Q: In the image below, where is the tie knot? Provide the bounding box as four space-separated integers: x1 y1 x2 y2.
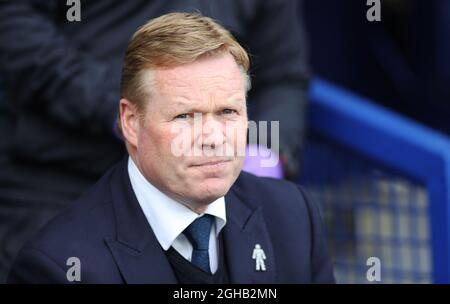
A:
183 214 214 250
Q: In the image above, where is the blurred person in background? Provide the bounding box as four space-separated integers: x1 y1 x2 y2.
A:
0 0 309 282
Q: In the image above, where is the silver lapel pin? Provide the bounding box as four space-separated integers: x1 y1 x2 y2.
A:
252 244 267 271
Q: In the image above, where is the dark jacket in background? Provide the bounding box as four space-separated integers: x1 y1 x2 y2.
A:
0 0 310 282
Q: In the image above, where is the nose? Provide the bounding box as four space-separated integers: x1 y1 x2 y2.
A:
199 114 225 152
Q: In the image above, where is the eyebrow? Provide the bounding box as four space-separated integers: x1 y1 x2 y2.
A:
171 94 245 108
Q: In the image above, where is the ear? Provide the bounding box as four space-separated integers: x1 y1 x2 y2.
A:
119 98 139 148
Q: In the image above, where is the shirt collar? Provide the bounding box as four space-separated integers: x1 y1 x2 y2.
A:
127 157 227 251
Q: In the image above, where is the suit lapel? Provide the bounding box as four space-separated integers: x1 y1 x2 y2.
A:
105 158 177 284
105 237 177 284
105 159 276 283
223 186 276 284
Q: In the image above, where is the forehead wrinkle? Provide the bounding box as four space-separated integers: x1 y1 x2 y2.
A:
159 75 244 105
153 60 245 111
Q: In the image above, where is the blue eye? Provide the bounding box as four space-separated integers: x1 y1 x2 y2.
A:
175 113 190 119
222 109 237 115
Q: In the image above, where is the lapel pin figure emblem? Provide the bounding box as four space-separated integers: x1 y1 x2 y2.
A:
252 244 267 271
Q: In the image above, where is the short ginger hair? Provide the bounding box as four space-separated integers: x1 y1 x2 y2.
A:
119 12 251 117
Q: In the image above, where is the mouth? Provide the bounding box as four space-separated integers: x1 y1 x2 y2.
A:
190 159 232 167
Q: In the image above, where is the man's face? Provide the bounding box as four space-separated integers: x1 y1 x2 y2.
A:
125 53 248 212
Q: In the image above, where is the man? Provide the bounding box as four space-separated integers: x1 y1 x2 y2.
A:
0 1 309 282
7 13 333 284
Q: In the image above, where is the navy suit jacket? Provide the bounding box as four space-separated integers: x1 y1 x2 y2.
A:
7 158 335 284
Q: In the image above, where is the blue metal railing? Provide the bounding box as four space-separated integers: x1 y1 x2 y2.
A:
301 78 450 283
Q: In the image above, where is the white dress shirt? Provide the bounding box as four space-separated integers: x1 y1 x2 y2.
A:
127 157 226 273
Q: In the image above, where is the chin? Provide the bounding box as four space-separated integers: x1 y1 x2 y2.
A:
195 179 231 200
